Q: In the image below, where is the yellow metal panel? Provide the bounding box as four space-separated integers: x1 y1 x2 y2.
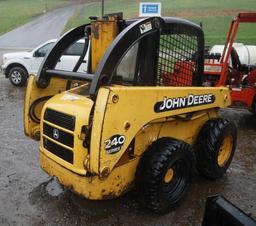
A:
91 20 118 72
133 109 218 157
24 75 68 140
133 123 162 157
40 90 93 175
89 88 110 174
40 150 139 199
98 86 230 173
158 110 217 144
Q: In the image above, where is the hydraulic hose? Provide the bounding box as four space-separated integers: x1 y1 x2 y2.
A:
28 95 53 123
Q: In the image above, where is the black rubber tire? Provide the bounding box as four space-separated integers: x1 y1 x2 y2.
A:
136 137 195 214
195 118 237 179
8 67 28 87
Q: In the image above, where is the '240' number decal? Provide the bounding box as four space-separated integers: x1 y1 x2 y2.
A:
105 135 126 154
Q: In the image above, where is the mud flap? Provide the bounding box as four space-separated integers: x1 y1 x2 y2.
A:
24 75 67 140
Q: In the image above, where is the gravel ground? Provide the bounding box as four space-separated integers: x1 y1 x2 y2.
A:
0 74 255 226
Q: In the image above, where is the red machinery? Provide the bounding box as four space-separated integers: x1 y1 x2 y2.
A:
204 13 256 113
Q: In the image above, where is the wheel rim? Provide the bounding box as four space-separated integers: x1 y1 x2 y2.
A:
164 168 174 183
217 134 233 167
162 159 189 202
10 70 22 84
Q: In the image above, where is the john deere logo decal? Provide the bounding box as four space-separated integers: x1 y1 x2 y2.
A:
53 128 59 140
105 135 126 154
154 94 215 113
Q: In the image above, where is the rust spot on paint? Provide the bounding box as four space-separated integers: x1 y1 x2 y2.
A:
91 24 99 39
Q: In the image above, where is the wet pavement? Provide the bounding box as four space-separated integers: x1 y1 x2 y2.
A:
0 74 255 226
0 5 77 49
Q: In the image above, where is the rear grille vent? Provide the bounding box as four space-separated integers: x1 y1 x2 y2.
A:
44 108 75 131
43 123 74 148
157 28 199 87
43 138 73 164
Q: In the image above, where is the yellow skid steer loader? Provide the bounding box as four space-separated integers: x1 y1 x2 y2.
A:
24 14 237 213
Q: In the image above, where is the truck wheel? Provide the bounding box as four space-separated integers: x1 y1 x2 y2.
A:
195 118 237 179
8 67 28 87
136 137 195 214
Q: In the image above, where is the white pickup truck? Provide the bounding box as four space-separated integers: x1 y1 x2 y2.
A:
0 39 88 86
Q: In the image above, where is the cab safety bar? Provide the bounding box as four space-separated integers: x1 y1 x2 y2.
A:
45 69 94 82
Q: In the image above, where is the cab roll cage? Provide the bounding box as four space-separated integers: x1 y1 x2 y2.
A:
36 16 204 96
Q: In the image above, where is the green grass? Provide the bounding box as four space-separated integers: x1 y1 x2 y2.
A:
64 0 256 46
0 0 72 35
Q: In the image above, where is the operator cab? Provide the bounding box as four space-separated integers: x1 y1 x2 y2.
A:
24 14 205 142
36 14 204 96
